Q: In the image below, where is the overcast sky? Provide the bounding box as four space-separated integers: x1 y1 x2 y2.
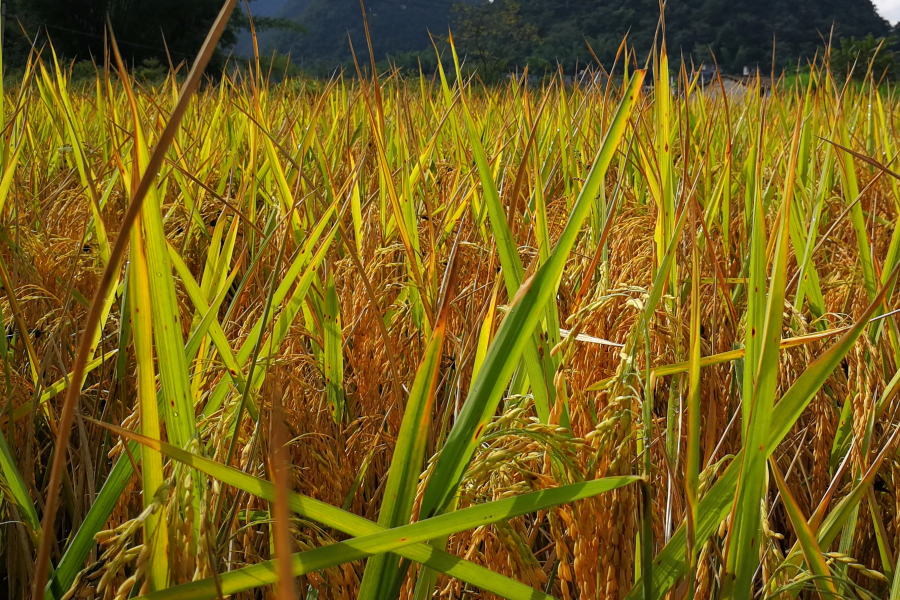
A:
875 0 900 23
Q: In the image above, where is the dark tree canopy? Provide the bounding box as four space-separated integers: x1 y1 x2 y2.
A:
265 0 460 75
4 0 892 76
254 0 890 75
7 0 236 67
3 0 300 72
513 0 891 73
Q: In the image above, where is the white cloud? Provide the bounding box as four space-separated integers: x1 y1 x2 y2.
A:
874 0 900 24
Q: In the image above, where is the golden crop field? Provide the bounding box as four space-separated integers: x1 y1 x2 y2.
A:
2 5 900 600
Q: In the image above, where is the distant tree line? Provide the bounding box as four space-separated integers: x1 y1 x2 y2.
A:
260 0 897 81
830 34 900 81
0 0 894 82
439 0 896 81
1 0 300 75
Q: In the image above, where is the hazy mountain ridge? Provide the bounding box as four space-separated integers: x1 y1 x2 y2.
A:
242 0 890 73
265 0 460 71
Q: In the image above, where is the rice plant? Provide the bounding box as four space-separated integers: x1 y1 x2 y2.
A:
1 4 900 600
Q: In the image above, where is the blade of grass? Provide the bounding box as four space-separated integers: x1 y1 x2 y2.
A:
721 113 802 600
128 218 168 591
358 229 462 600
32 2 238 594
96 420 601 600
684 193 701 599
323 267 344 423
115 33 195 452
0 427 40 544
770 457 839 599
624 259 900 600
418 70 645 522
131 471 641 600
200 197 341 419
444 35 555 422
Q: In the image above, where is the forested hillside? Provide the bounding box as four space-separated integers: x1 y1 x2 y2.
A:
260 0 890 74
6 0 892 75
264 0 460 73
515 0 890 72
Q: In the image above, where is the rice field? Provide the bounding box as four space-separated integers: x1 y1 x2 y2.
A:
2 5 900 600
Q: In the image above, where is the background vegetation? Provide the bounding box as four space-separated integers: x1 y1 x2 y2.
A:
4 0 897 80
257 0 894 77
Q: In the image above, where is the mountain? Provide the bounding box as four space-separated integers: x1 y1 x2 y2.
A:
257 0 462 72
242 0 891 74
235 0 302 56
515 0 891 73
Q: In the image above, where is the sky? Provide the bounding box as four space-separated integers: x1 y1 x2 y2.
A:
875 0 900 23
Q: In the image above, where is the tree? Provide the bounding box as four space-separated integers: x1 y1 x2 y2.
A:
451 0 538 81
225 0 892 77
269 0 460 78
3 0 300 72
511 0 890 74
830 35 897 81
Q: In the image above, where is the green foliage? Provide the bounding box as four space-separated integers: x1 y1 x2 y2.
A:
133 58 169 84
509 0 892 73
14 0 237 67
256 50 303 80
4 0 299 71
449 1 538 82
260 0 890 76
830 35 898 81
268 0 461 77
